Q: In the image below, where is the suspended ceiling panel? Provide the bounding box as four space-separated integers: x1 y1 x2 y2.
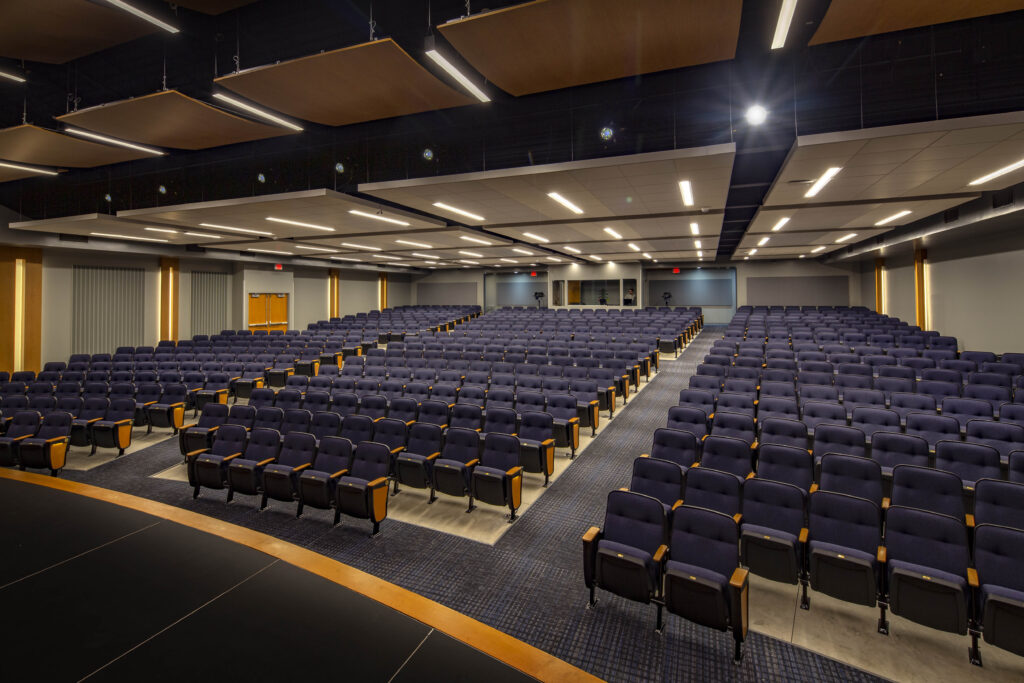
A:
746 197 979 235
437 0 742 96
57 90 296 150
0 0 158 64
764 112 1024 206
8 213 223 246
0 125 152 168
809 0 1024 45
0 166 45 184
214 38 477 126
171 0 258 14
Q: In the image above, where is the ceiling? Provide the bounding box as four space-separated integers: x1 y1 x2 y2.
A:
810 0 1024 45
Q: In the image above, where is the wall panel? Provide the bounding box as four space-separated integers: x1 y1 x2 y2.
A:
71 266 146 354
190 271 230 336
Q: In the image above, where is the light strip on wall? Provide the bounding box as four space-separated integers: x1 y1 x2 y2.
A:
804 167 842 197
689 222 700 236
547 192 583 214
295 244 338 253
771 0 799 49
874 210 912 226
340 242 381 251
679 180 695 206
395 239 432 248
460 235 491 245
13 258 24 372
424 49 491 102
0 70 26 83
432 202 484 221
104 0 179 32
603 227 622 239
90 232 168 242
65 127 164 155
199 222 273 236
266 217 335 232
969 158 1024 185
0 160 58 176
212 93 303 131
771 217 790 231
348 209 409 226
835 232 857 243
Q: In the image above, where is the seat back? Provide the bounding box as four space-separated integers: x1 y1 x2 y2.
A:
225 404 256 429
974 524 1024 595
743 478 805 536
629 457 684 507
314 436 353 473
211 424 248 456
700 435 753 478
870 431 930 471
890 465 965 520
683 467 741 517
885 505 968 579
309 411 342 441
602 489 667 556
480 432 520 469
482 407 517 435
818 453 883 507
441 427 482 464
253 406 284 431
933 440 1001 486
808 490 880 556
406 422 442 456
350 442 390 480
244 427 282 461
649 428 698 468
812 424 866 460
372 417 407 452
756 443 813 492
669 505 739 580
278 432 317 468
974 479 1024 530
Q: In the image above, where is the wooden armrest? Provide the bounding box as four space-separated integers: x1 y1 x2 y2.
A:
141 400 158 407
877 546 887 563
701 434 708 441
799 528 808 543
809 483 818 493
43 436 67 444
293 463 312 472
167 402 185 409
653 544 668 563
582 526 601 543
181 423 198 431
222 453 242 462
589 400 599 406
968 567 979 588
329 468 349 479
506 466 523 477
113 419 133 427
466 459 479 467
568 417 579 424
425 452 440 461
671 500 684 510
882 497 890 510
83 417 103 424
541 438 554 446
745 471 755 479
729 567 750 589
254 458 276 467
366 476 388 488
390 446 404 454
618 486 629 492
750 441 758 449
186 447 210 458
732 513 742 524
966 513 975 528
639 453 650 458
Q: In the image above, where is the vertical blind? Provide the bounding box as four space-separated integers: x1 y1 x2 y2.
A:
190 271 229 336
71 266 146 354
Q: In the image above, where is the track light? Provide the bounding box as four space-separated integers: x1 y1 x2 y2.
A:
212 93 303 131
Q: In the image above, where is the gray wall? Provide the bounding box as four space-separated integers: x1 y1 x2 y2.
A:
646 268 736 323
883 256 916 325
736 260 863 308
293 270 328 328
339 270 379 315
488 272 548 308
412 269 484 306
388 274 412 307
745 275 850 306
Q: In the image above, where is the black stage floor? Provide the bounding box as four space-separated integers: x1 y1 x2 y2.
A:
0 478 536 682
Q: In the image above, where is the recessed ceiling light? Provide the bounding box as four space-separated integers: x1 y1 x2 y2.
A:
745 105 768 125
500 258 517 263
90 232 167 243
412 252 439 260
512 248 533 255
758 236 770 246
266 217 335 232
811 246 826 253
65 127 164 155
424 49 491 102
330 256 362 262
395 239 432 248
199 222 273 236
563 246 581 253
804 167 842 197
771 0 798 49
874 210 912 226
341 242 382 251
628 243 640 252
295 244 339 253
145 227 178 234
545 257 561 262
212 93 302 131
460 235 491 245
347 210 409 226
372 254 401 260
835 233 857 243
0 160 58 176
607 261 615 265
458 250 483 257
771 217 790 232
458 259 479 264
603 227 622 239
799 254 806 259
969 158 1024 186
749 248 758 255
744 256 749 260
547 192 583 214
247 248 292 255
0 69 26 83
104 0 179 32
642 253 652 259
184 232 221 239
694 239 702 249
522 232 549 243
689 222 700 236
697 250 703 258
679 180 694 207
591 255 603 261
432 202 484 221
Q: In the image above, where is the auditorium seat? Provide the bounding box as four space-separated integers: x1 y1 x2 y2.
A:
91 398 136 456
740 478 806 585
393 422 444 499
906 413 960 451
225 427 282 504
818 454 884 508
334 441 391 535
933 440 1001 488
965 420 1024 464
756 443 813 492
973 523 1024 661
890 465 967 522
643 428 699 470
518 411 556 486
432 427 481 511
683 467 742 518
339 414 374 446
295 436 353 517
179 403 229 457
190 424 249 496
974 479 1024 530
16 411 72 475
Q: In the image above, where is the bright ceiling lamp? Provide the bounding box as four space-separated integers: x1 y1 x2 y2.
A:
875 210 912 226
411 252 439 260
642 252 652 259
689 222 700 235
591 255 603 261
522 232 549 243
0 69 26 83
460 235 491 245
749 248 758 255
628 243 640 251
757 236 770 246
512 248 533 255
184 232 221 239
103 0 179 32
547 192 583 214
248 248 292 255
330 256 361 262
603 227 622 239
395 239 432 248
432 202 484 221
266 217 335 232
145 227 178 234
458 259 479 264
799 254 806 259
804 167 842 197
340 242 381 251
199 222 272 236
0 160 58 176
545 256 561 262
91 232 167 243
771 0 799 49
347 209 409 226
372 254 401 260
458 250 483 257
811 245 826 253
771 217 790 232
424 46 491 102
212 93 302 131
679 180 694 206
969 158 1024 186
563 246 581 253
65 127 164 155
500 258 517 263
697 250 703 258
745 105 768 125
694 239 702 249
295 244 338 253
835 233 857 243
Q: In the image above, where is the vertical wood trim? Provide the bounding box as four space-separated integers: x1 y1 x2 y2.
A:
329 269 339 318
379 272 388 310
0 249 12 372
0 247 42 373
159 258 179 342
874 258 884 313
914 249 927 328
22 250 42 373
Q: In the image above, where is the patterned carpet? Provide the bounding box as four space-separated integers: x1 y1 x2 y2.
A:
58 327 885 682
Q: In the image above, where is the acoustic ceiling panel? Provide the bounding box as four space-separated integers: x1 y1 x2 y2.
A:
214 38 477 126
810 0 1024 45
438 0 742 96
0 165 45 184
57 90 296 150
0 125 152 168
0 0 157 64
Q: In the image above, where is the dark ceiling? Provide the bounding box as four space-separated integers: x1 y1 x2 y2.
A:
1 0 1023 260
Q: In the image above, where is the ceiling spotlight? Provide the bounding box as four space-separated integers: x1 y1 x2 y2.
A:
199 222 273 236
212 93 303 131
563 246 581 253
340 242 381 251
547 192 583 214
804 167 842 198
425 46 491 102
628 243 640 251
0 160 58 176
347 210 409 226
679 180 694 206
522 232 549 243
158 185 167 195
811 246 826 253
744 256 749 260
422 148 434 161
460 235 491 245
104 193 112 202
256 173 266 184
771 217 790 232
103 0 179 32
689 222 700 236
65 127 164 155
757 236 770 246
969 158 1024 186
603 227 622 239
874 210 912 226
599 126 614 141
749 248 758 255
799 254 806 259
265 217 335 232
432 202 484 221
835 233 857 243
458 250 483 257
745 105 768 125
335 162 345 173
395 239 432 248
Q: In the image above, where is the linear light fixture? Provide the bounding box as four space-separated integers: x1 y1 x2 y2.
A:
212 93 302 131
799 254 806 259
689 222 700 236
91 232 167 243
64 127 164 155
460 235 491 245
758 236 770 246
340 242 381 251
295 244 338 253
330 256 362 262
184 232 221 239
771 0 799 49
697 250 703 258
512 248 533 255
628 243 640 251
547 192 583 214
545 257 561 262
145 227 178 234
248 248 292 255
500 258 517 263
104 0 179 33
875 210 912 226
424 49 491 102
603 227 622 239
432 202 484 221
679 180 694 206
591 255 603 261
348 209 409 226
804 167 842 197
266 217 335 232
395 239 432 248
771 217 790 232
0 160 58 176
969 158 1024 186
749 248 758 255
563 246 581 253
458 259 479 265
835 233 857 243
199 222 273 236
694 239 702 249
372 254 401 260
0 69 26 83
811 246 826 253
458 250 483 257
642 253 652 259
522 232 549 243
411 252 439 260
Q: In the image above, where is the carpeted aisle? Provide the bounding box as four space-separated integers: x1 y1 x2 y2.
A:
58 327 883 682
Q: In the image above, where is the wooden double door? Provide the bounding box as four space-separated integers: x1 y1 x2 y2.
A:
248 293 289 332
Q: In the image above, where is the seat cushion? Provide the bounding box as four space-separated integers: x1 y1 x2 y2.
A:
743 523 797 546
982 583 1024 610
809 540 875 566
262 463 296 478
599 539 657 586
889 559 966 590
666 559 730 595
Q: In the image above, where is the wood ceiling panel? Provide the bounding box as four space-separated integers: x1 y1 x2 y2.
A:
0 166 43 184
438 0 742 96
57 90 295 150
0 125 151 168
810 0 1024 45
0 0 157 64
215 38 476 126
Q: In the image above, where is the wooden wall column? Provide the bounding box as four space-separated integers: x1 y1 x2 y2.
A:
378 272 388 310
0 247 42 373
914 248 927 329
159 258 179 342
874 258 884 313
329 269 339 318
